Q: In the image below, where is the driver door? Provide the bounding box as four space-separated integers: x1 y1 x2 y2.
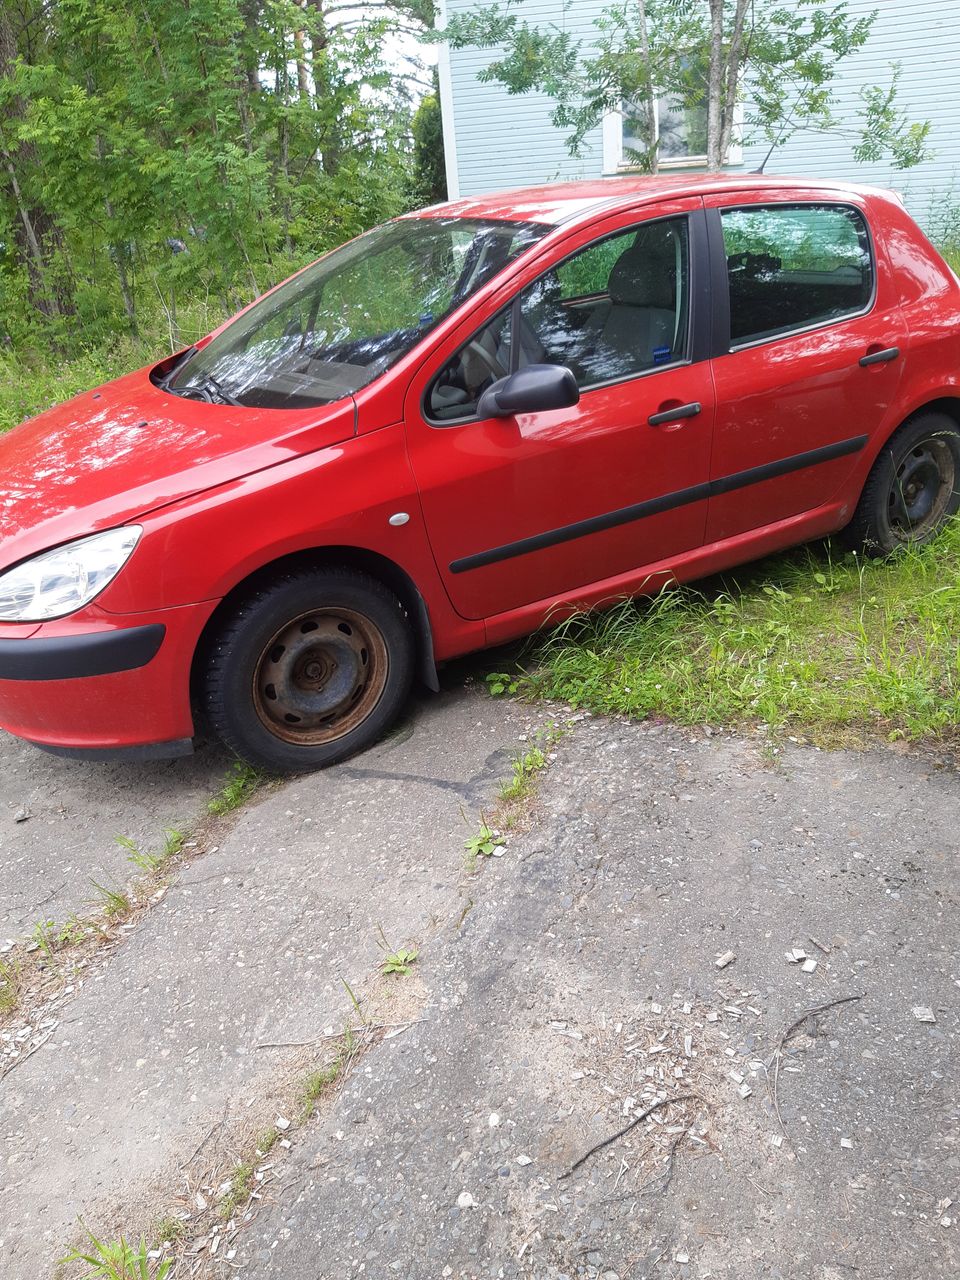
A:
404 201 716 621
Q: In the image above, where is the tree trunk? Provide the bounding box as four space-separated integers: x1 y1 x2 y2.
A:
0 8 67 319
706 0 725 171
239 0 262 94
719 0 751 165
305 1 341 174
634 0 658 174
295 29 311 100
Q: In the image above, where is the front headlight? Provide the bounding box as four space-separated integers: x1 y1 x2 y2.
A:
0 527 142 622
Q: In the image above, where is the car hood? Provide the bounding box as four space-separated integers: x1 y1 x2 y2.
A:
0 365 357 571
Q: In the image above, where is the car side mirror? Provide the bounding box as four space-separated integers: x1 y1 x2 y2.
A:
476 363 579 420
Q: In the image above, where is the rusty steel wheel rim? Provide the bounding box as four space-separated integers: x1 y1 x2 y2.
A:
888 437 956 542
252 608 389 746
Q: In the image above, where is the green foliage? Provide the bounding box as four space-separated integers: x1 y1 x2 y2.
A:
0 1 432 363
855 67 933 170
441 0 930 173
0 957 22 1014
464 821 505 866
520 523 960 747
411 76 447 205
208 761 263 816
375 923 419 975
486 672 521 697
499 745 547 804
381 947 419 975
60 1225 171 1280
89 881 131 918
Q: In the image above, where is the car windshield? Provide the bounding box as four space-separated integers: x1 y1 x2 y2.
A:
165 216 550 410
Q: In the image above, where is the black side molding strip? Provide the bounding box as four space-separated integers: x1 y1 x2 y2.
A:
450 434 868 575
0 624 165 681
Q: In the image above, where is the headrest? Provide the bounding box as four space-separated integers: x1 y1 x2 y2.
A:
608 225 678 310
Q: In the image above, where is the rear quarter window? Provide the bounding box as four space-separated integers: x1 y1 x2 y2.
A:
720 204 874 346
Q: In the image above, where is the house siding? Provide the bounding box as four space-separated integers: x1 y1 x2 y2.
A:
441 0 607 198
441 0 960 233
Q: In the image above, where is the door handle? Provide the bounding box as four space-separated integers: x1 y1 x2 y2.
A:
648 401 701 426
859 346 900 367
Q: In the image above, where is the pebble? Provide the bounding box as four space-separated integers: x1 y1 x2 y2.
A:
456 1192 476 1209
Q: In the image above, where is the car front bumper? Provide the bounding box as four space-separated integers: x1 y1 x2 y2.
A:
0 600 219 759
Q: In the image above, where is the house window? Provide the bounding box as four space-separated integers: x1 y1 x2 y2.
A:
603 94 741 171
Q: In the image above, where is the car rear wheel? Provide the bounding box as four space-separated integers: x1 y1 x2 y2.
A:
202 568 415 773
842 413 960 556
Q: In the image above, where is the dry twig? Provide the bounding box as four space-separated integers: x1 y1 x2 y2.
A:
769 992 865 1133
559 1093 693 1180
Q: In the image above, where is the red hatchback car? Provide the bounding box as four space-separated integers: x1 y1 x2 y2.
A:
1 175 959 771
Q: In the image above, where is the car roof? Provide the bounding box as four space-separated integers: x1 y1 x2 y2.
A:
410 173 891 227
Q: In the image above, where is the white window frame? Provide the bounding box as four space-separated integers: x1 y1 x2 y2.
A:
602 99 743 173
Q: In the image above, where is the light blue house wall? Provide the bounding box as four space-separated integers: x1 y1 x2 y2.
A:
438 0 960 233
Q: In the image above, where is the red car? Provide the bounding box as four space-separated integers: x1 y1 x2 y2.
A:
1 175 958 771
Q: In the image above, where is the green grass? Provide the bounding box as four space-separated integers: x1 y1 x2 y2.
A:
516 527 960 749
208 761 263 816
61 1225 171 1279
0 299 231 434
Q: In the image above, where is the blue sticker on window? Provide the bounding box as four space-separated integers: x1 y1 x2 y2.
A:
653 345 672 365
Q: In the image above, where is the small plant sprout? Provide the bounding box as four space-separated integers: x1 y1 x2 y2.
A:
58 915 87 947
381 947 419 976
89 881 130 919
341 977 366 1024
162 829 185 859
0 958 22 1015
464 819 506 868
117 834 161 875
498 745 547 805
218 1161 255 1219
31 917 57 961
151 1215 184 1249
485 671 520 697
375 923 419 976
209 761 263 816
61 1223 172 1279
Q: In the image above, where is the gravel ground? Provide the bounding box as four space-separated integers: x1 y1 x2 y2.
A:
0 696 957 1279
226 717 959 1280
0 732 227 941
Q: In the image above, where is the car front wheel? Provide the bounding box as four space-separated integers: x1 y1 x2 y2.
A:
843 412 960 555
202 567 415 773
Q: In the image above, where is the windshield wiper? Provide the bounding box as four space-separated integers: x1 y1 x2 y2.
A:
159 346 198 389
199 373 243 406
172 372 243 407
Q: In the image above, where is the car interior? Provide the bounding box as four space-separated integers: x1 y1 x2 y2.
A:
428 220 689 421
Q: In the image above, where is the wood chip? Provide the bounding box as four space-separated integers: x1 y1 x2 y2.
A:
715 950 736 969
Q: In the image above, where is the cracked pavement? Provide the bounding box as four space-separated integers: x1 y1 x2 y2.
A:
0 688 957 1279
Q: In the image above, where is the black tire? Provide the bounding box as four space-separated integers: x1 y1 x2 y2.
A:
202 567 415 773
841 412 960 556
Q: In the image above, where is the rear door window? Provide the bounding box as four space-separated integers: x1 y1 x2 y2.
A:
720 204 873 347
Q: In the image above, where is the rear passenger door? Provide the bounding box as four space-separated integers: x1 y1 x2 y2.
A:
703 194 908 544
